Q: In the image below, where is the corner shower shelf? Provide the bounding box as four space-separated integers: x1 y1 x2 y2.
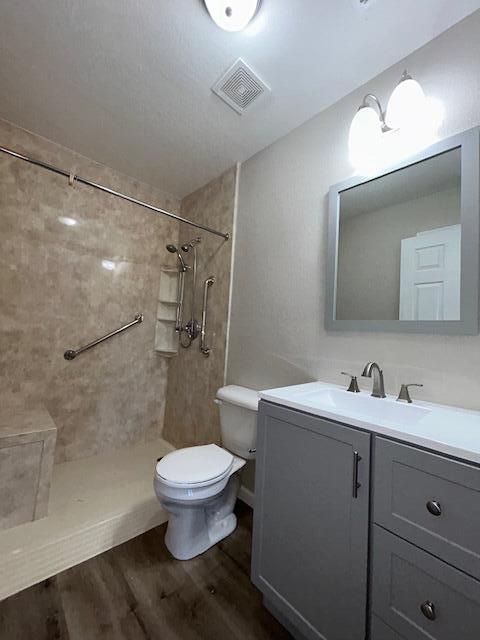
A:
157 301 177 323
158 269 179 303
155 268 180 356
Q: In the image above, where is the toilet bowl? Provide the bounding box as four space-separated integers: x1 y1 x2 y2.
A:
154 385 258 560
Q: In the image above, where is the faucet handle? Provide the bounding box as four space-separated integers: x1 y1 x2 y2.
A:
341 372 360 393
397 383 423 404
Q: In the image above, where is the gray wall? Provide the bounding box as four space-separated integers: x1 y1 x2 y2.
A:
336 188 460 320
227 12 480 413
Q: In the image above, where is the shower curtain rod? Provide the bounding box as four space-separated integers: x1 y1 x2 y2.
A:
0 145 230 240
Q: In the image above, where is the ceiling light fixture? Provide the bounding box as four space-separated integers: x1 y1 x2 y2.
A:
204 0 260 32
349 71 442 172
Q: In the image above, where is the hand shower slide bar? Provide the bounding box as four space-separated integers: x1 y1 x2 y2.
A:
64 314 144 360
0 145 230 240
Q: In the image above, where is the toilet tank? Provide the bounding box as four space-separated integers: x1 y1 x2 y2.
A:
216 385 259 460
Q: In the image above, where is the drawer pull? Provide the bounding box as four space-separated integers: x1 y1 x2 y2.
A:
420 600 436 621
426 500 442 517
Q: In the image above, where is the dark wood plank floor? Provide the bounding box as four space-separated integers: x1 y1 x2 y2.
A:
0 502 292 640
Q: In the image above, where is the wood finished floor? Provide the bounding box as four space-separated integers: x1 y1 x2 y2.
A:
0 502 292 640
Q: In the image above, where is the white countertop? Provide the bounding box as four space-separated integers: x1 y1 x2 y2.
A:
260 381 480 465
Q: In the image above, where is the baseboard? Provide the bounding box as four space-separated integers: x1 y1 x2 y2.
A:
238 485 255 508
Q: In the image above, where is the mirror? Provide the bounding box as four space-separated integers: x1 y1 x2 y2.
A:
337 148 461 321
326 128 479 334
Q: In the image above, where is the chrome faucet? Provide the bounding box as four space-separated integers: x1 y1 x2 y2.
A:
362 362 386 398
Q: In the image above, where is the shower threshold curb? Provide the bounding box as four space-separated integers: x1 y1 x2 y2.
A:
0 438 174 601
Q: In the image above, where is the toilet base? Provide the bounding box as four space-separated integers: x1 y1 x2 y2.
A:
163 473 241 560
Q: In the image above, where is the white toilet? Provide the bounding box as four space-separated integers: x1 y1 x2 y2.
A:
154 385 258 560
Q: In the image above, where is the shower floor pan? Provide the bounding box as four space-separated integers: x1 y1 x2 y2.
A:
0 438 174 601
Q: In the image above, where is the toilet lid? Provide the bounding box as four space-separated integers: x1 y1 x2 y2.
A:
156 444 234 486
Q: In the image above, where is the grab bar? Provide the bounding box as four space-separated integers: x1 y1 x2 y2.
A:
200 277 215 357
64 314 144 360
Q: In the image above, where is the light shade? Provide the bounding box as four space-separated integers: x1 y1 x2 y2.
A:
349 106 383 169
204 0 260 32
386 74 427 130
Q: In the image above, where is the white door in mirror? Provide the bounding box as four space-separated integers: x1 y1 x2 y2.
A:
399 224 461 320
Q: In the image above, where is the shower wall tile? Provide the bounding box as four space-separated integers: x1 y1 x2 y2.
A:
0 118 181 462
163 166 237 448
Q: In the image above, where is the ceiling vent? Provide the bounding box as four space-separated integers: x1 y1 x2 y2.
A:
212 59 270 115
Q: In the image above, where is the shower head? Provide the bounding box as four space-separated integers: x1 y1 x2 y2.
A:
165 243 187 272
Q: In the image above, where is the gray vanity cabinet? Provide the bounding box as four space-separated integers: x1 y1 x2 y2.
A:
252 401 371 640
252 400 480 639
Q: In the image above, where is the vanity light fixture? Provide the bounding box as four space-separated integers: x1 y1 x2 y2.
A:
204 0 260 32
385 71 427 130
348 94 391 168
349 71 435 171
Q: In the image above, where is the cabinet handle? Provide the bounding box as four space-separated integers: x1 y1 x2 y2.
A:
420 600 436 621
426 500 442 517
352 451 362 498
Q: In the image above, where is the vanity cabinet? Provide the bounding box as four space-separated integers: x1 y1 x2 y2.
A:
252 401 371 640
252 400 480 640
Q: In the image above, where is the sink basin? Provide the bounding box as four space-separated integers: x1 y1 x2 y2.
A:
259 381 480 466
297 388 430 426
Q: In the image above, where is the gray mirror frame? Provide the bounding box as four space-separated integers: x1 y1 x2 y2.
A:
326 127 480 335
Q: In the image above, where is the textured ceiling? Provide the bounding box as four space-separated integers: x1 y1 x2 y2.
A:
0 0 479 198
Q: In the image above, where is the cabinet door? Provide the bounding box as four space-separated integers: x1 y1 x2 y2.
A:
252 401 371 640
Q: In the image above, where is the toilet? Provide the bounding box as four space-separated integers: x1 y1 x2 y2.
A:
154 385 258 560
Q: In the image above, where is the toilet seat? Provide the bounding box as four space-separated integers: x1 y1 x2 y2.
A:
156 444 234 489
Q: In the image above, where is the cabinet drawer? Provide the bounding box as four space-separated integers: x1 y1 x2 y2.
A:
372 526 480 640
370 616 406 640
374 437 480 579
